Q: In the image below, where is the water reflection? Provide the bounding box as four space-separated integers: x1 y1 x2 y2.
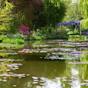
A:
71 67 81 88
0 59 24 83
1 59 88 88
31 77 63 88
43 78 63 88
0 40 88 88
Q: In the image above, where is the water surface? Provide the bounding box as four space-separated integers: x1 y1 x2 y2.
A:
0 40 88 88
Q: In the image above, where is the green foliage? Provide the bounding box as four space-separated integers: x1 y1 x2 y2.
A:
0 43 24 49
9 16 22 33
3 37 24 44
0 35 6 41
33 0 66 28
0 52 9 58
0 34 24 44
0 0 13 32
81 50 88 62
68 35 88 41
67 29 79 35
79 0 88 29
30 26 68 40
30 29 46 40
79 0 88 18
80 19 88 29
57 0 81 37
0 61 9 73
64 0 81 21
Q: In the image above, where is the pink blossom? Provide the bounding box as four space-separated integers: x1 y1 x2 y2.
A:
19 24 30 35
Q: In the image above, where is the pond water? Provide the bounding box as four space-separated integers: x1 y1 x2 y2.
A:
0 40 88 88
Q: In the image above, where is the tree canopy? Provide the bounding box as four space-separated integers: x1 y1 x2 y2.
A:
79 0 88 29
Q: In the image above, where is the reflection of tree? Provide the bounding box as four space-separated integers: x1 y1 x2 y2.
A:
42 78 63 88
0 60 32 88
7 0 43 26
80 64 88 80
80 51 88 62
16 61 66 78
66 64 81 88
80 51 88 79
0 76 32 88
71 66 81 88
0 60 10 74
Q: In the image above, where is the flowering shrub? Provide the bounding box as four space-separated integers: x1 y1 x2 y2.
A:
19 24 30 35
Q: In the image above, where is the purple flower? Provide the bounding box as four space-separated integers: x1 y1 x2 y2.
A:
56 21 80 26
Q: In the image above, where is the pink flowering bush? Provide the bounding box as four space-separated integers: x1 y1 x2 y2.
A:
19 24 30 35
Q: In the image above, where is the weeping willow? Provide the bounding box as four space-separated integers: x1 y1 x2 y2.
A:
0 0 13 32
80 18 88 29
79 0 88 29
79 0 88 18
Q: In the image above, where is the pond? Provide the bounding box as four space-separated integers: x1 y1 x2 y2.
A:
0 40 88 88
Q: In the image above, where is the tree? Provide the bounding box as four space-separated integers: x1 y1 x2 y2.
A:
79 0 88 18
7 0 66 28
64 0 81 21
79 0 88 29
7 0 43 25
33 0 66 28
0 0 13 32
